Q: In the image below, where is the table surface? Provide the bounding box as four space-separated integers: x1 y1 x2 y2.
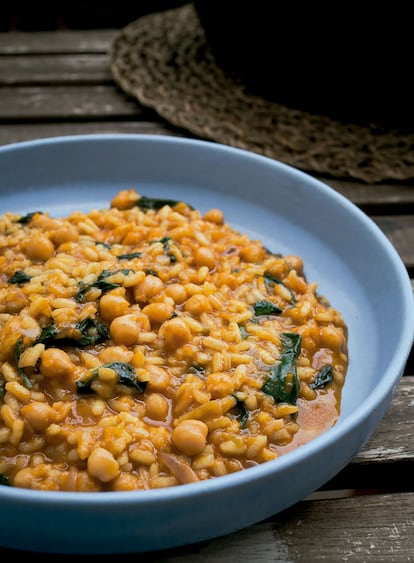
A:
0 27 413 563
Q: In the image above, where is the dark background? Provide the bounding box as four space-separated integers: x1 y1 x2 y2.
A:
0 0 189 30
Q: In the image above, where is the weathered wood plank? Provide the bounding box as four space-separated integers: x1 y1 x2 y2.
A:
0 30 116 54
0 54 112 85
372 215 414 269
0 122 186 145
0 492 413 560
321 377 414 491
355 377 413 464
0 85 150 120
321 177 414 209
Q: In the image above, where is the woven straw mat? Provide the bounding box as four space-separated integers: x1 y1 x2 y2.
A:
110 3 414 183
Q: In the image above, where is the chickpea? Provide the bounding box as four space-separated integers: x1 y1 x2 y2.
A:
49 224 79 246
319 325 344 351
4 287 29 314
98 345 134 365
145 393 169 421
99 293 129 322
239 243 265 263
87 447 120 482
142 302 174 325
194 247 216 270
110 313 150 346
159 317 191 349
133 275 164 304
111 189 139 210
40 348 75 378
31 214 59 230
184 294 212 316
285 255 304 275
203 208 224 225
146 365 170 392
206 372 235 398
164 283 187 305
13 467 36 489
20 401 56 432
24 232 54 262
172 419 208 456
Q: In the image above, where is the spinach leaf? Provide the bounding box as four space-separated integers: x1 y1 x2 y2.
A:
75 269 131 302
232 395 249 428
151 236 177 263
35 323 58 345
0 376 4 400
76 362 147 394
239 325 249 340
35 319 109 348
94 241 112 249
8 271 31 284
262 332 302 404
264 272 296 304
14 337 33 389
145 269 158 277
135 195 192 211
188 364 205 376
253 300 282 316
16 211 42 224
0 475 10 486
263 247 282 258
117 251 142 260
310 365 334 390
75 318 109 347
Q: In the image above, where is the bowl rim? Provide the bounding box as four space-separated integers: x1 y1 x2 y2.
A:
0 133 413 506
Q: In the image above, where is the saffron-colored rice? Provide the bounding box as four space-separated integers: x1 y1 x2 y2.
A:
0 189 348 491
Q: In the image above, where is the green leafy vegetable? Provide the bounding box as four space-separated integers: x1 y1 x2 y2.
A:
0 376 5 400
145 269 159 277
75 269 131 302
16 211 42 224
35 319 109 348
188 364 205 376
232 395 249 428
117 251 142 260
262 332 302 404
253 300 282 316
151 236 177 263
94 241 112 250
263 247 282 258
0 475 10 486
310 365 334 390
239 325 249 340
35 323 58 345
135 195 192 211
8 271 31 284
75 318 109 347
263 272 296 304
76 362 147 395
14 337 33 389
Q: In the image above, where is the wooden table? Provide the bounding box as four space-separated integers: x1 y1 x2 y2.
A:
0 28 413 562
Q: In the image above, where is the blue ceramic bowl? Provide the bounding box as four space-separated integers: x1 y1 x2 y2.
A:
0 134 413 554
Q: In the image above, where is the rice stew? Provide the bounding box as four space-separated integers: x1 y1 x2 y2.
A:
0 189 348 492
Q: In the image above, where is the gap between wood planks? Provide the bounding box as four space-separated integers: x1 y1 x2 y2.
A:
304 488 402 501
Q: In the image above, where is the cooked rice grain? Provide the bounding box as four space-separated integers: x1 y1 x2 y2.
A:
0 189 348 491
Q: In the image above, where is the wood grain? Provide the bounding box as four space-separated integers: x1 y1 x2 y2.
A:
0 30 117 54
0 54 112 85
0 85 152 120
